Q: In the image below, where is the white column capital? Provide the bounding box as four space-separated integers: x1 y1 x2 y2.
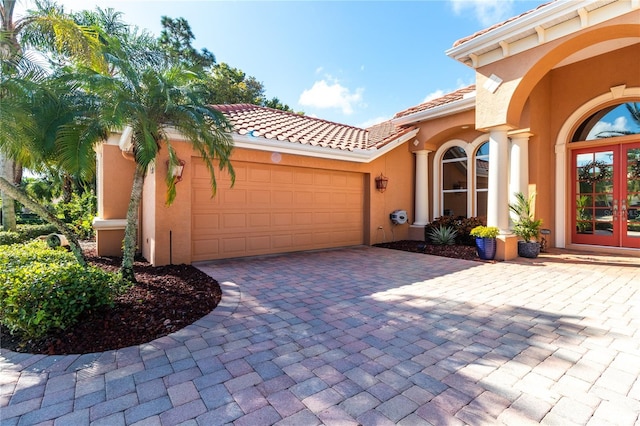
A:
486 124 514 133
508 128 534 141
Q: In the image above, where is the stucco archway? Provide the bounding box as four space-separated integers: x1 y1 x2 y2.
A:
506 24 640 128
554 86 640 248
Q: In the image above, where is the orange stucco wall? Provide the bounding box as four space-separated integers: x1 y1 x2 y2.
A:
95 142 135 256
127 138 415 265
97 143 135 220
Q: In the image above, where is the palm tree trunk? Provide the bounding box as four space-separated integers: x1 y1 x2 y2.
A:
0 176 86 266
62 173 73 204
120 166 145 283
0 154 17 231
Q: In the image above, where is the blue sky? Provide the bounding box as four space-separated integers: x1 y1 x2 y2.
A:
16 0 547 128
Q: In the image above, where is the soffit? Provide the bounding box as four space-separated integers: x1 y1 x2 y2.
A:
447 0 628 68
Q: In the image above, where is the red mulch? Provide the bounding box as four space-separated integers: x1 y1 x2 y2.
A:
1 247 221 355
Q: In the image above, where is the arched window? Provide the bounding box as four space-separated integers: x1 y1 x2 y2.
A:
474 142 489 217
573 102 640 141
442 146 467 216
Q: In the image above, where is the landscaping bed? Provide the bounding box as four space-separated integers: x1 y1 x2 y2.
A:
1 245 221 355
374 240 481 261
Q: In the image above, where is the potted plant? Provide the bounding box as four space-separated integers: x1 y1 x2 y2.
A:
470 225 499 260
509 192 543 258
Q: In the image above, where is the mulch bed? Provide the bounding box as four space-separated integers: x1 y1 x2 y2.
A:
1 247 221 355
374 240 481 261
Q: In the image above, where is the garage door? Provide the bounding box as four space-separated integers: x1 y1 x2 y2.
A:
191 160 364 261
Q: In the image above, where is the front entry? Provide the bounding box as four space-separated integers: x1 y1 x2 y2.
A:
572 142 640 248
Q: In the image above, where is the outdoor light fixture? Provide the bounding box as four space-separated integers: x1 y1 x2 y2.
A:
167 159 186 182
375 173 389 192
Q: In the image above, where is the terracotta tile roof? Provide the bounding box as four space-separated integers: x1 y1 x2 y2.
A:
213 104 414 151
452 1 554 47
393 85 476 119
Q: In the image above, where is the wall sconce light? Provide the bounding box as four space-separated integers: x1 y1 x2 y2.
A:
167 159 186 182
375 173 389 193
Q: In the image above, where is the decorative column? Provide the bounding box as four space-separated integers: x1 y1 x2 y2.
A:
487 126 511 234
413 150 431 226
509 130 532 207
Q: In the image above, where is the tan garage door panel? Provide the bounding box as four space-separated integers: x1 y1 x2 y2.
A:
192 161 364 261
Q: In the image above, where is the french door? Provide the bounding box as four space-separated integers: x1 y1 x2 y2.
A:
572 142 640 248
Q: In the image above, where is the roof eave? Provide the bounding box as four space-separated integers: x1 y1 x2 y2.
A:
391 96 476 126
234 127 419 164
234 135 373 162
367 127 419 162
445 0 596 67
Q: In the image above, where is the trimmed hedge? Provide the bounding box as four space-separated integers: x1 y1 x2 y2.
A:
0 241 123 339
0 223 58 246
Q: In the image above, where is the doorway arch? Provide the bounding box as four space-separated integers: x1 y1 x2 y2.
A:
555 86 640 249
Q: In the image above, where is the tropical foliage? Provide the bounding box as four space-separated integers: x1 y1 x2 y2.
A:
509 192 543 241
1 1 299 281
0 241 123 339
427 225 458 245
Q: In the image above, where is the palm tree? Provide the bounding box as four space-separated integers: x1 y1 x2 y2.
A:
0 70 108 265
0 0 104 231
82 58 235 282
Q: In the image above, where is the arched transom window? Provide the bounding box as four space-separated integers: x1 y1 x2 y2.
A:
573 102 640 141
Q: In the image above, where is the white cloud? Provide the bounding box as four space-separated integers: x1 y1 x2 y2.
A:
587 116 629 139
357 116 389 129
449 0 515 27
423 80 474 103
423 89 446 103
299 79 364 115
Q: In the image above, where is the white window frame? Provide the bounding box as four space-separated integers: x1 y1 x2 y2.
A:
433 136 489 218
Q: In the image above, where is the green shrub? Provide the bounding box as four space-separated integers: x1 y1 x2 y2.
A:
53 192 96 240
17 212 46 225
17 224 59 240
425 216 486 246
0 231 22 245
0 224 59 246
427 225 457 245
0 241 74 268
0 241 123 339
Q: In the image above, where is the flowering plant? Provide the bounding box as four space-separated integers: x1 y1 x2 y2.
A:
470 225 499 239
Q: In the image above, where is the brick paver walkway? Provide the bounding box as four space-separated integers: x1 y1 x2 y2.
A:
1 246 639 425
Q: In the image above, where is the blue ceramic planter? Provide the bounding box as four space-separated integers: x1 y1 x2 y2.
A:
475 237 496 260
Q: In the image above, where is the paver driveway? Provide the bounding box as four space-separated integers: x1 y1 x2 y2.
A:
1 246 639 425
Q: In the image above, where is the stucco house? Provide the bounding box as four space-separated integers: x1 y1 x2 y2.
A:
94 0 640 265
